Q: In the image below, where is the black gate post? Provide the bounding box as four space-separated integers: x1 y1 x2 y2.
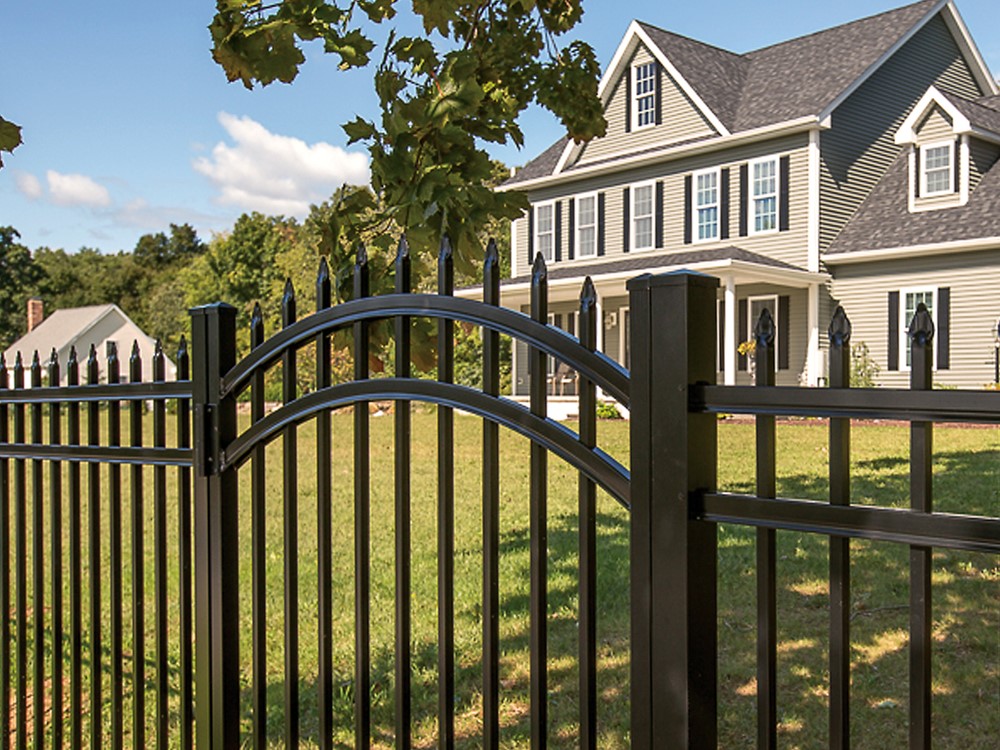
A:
189 303 239 750
629 271 718 750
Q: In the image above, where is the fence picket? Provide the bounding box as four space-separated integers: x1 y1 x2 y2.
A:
48 349 64 748
67 347 82 750
130 341 146 750
249 303 267 750
153 342 169 750
13 354 26 750
394 239 412 750
176 338 194 750
282 280 300 749
87 345 102 750
30 353 44 750
0 354 9 749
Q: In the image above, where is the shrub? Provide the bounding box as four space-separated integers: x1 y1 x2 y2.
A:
596 401 622 420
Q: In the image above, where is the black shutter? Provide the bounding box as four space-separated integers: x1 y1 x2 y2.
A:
655 180 664 249
778 295 790 370
683 176 693 244
623 187 631 253
738 299 748 371
568 199 576 260
914 147 922 198
718 300 726 371
720 168 730 241
937 287 950 369
624 67 632 133
739 164 749 236
954 138 961 194
567 313 575 337
655 63 662 125
554 200 562 262
597 193 606 256
779 155 791 231
888 291 900 371
528 207 535 266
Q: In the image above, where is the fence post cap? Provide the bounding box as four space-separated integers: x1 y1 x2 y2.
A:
188 302 237 317
626 270 719 292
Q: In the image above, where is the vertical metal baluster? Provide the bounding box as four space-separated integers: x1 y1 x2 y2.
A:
282 280 300 749
353 246 371 750
176 338 193 750
86 346 102 750
438 237 456 750
30 353 44 750
753 310 777 750
129 341 146 750
67 347 82 750
49 350 64 748
107 341 123 750
828 307 852 750
315 260 334 750
908 304 934 750
481 241 501 750
394 239 412 750
0 355 8 749
578 278 598 750
529 253 548 750
249 304 267 750
153 343 168 750
13 354 26 750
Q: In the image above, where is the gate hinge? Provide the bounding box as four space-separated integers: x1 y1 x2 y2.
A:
194 403 217 477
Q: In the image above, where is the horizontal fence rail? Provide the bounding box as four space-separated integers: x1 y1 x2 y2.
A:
0 340 194 750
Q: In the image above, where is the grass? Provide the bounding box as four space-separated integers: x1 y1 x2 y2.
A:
3 411 998 748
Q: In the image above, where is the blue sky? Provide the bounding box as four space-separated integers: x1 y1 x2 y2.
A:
2 0 997 254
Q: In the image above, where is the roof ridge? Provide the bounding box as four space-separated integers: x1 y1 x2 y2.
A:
746 0 938 56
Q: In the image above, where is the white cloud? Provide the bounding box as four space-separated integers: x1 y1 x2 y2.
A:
14 171 42 200
46 170 112 208
193 112 369 216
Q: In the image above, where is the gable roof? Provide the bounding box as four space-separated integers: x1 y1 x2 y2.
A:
506 0 997 188
3 304 121 365
825 150 1000 256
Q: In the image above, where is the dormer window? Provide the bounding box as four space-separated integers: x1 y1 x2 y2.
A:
632 62 657 129
921 141 954 196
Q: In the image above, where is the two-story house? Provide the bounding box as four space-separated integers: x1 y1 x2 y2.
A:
494 0 999 400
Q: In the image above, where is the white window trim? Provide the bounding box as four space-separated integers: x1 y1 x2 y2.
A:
746 294 779 347
692 167 721 244
631 61 657 131
920 139 955 197
534 200 556 262
748 155 780 236
899 286 938 372
630 180 656 252
574 192 599 259
618 306 631 370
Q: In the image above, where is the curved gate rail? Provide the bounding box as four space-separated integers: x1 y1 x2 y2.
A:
190 238 631 750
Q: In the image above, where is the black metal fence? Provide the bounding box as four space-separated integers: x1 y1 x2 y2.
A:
1 249 998 750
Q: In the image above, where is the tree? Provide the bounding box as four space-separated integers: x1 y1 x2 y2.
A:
0 116 21 169
0 227 42 347
209 0 605 275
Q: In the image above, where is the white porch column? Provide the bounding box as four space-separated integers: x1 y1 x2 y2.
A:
807 282 821 386
724 275 737 386
595 294 605 354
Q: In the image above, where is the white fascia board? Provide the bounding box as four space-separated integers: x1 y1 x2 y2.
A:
895 85 971 144
499 118 821 193
819 0 949 122
941 0 999 96
822 235 1000 265
554 20 731 175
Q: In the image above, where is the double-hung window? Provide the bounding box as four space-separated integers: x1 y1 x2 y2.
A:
901 287 936 368
694 169 720 242
921 141 954 196
575 194 597 258
750 157 778 233
632 62 657 129
534 202 555 262
747 294 779 347
632 183 655 251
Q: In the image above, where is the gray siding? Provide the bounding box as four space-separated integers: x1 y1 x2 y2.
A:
576 43 717 167
819 13 984 250
970 137 1000 192
516 133 811 271
831 250 1000 389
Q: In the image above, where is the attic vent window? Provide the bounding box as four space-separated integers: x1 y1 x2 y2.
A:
633 62 657 129
921 141 954 196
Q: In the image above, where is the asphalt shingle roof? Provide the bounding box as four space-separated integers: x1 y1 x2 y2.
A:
943 91 1000 135
826 152 1000 255
506 0 944 186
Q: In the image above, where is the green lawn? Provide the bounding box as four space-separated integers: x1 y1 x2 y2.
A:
232 412 999 749
4 411 998 748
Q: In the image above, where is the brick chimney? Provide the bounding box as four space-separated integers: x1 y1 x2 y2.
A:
27 298 44 332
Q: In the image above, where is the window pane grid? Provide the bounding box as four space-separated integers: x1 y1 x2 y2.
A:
752 159 778 233
634 63 656 128
922 145 952 195
904 290 934 367
536 204 554 261
695 172 719 241
632 185 654 250
577 196 596 257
